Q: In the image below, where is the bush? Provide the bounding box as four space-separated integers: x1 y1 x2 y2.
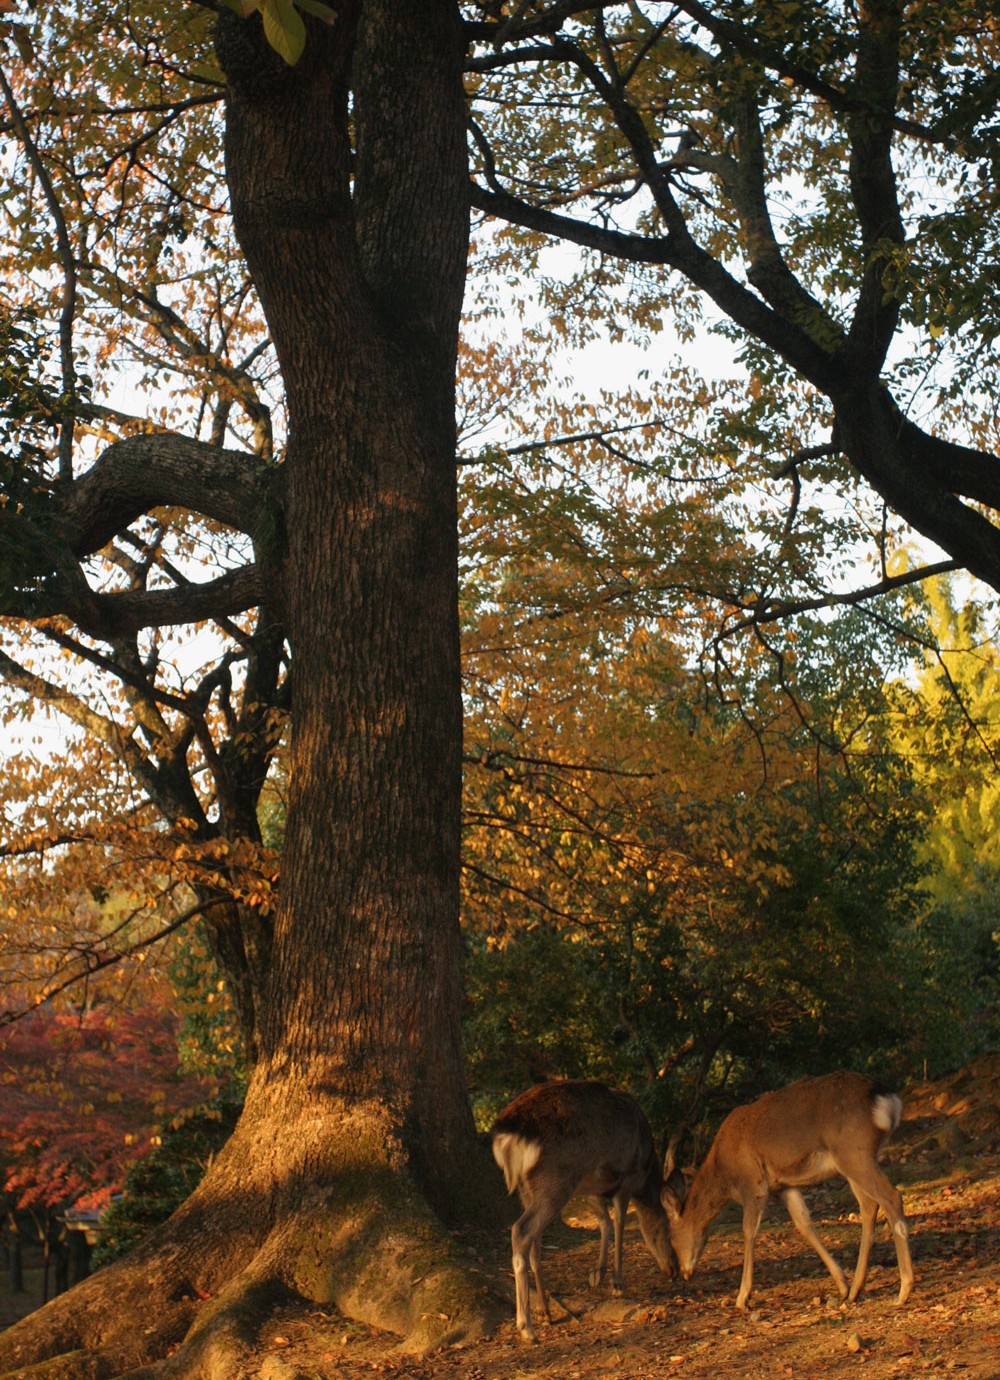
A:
92 1099 241 1268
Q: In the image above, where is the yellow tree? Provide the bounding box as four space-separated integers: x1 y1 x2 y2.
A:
885 576 1000 1061
890 577 1000 897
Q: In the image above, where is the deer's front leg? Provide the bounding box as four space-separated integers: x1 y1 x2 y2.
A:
736 1194 767 1310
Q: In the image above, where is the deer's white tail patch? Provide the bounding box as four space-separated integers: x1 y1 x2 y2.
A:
492 1131 541 1194
871 1092 902 1134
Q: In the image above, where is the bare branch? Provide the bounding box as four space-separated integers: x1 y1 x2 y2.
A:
0 895 232 1028
0 645 176 813
668 0 936 144
718 558 960 639
81 265 274 458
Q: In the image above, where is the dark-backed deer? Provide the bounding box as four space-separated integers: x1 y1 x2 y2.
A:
491 1079 681 1343
662 1071 914 1311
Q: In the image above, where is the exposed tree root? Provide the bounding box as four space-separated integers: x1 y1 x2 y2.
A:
0 1205 505 1379
0 1098 508 1379
127 1191 505 1379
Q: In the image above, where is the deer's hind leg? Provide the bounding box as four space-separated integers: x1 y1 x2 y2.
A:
736 1191 768 1310
846 1169 913 1305
610 1191 631 1294
511 1192 562 1343
587 1195 613 1288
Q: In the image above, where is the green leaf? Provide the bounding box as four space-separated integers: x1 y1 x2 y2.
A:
4 23 36 64
261 0 306 65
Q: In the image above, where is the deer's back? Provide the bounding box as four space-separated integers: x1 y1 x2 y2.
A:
490 1080 659 1200
712 1071 901 1189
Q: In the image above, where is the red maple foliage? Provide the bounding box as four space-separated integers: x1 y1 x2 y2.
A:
0 1005 219 1211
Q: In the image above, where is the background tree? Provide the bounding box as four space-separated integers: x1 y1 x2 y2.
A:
458 473 938 1130
886 575 1000 1067
467 0 1000 600
0 1000 219 1216
0 2 998 1374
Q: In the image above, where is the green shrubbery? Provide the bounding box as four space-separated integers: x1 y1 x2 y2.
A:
92 1100 242 1269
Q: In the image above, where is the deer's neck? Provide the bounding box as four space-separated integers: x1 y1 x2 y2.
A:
685 1149 731 1226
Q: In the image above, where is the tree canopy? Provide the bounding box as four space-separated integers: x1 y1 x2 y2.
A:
0 2 998 1374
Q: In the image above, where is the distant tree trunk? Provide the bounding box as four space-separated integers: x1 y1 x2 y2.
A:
0 6 506 1375
5 1217 23 1294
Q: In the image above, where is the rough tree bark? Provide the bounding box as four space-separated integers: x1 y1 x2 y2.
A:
0 5 507 1376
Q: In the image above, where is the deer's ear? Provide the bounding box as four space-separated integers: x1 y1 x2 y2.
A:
663 1127 686 1178
661 1169 687 1216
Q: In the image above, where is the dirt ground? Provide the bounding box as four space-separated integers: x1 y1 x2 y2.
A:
3 1057 999 1377
242 1056 1000 1379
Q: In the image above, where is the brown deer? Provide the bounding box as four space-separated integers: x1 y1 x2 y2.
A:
491 1079 682 1343
661 1071 914 1311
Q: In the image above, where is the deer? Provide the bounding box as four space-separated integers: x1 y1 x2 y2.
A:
661 1071 914 1312
490 1079 684 1343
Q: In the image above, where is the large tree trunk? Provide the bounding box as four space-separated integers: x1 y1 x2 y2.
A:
232 0 478 1197
0 6 509 1375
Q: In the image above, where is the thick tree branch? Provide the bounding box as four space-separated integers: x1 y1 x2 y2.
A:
0 432 280 636
66 563 267 639
726 91 843 347
834 384 1000 593
61 433 279 556
900 422 1000 512
844 0 905 373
